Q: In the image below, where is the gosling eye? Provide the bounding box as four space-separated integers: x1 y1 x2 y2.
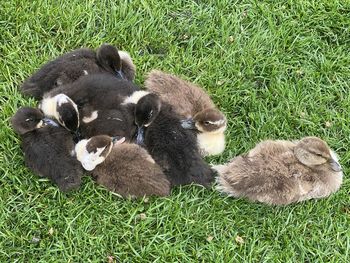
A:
204 121 210 125
25 118 34 122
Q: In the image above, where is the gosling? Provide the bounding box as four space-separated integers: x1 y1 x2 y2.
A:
21 44 136 99
214 137 343 205
145 70 226 156
75 135 171 198
130 92 215 187
10 107 82 192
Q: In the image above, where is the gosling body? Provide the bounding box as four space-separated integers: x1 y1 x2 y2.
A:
215 137 343 205
21 44 136 99
11 107 82 192
75 135 170 198
132 93 215 187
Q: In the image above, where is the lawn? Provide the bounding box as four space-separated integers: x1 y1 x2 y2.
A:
1 0 350 262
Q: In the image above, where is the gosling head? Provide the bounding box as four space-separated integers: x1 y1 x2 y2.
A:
181 108 226 133
11 107 45 135
75 135 125 171
294 137 342 172
96 44 124 79
134 93 161 144
39 93 79 132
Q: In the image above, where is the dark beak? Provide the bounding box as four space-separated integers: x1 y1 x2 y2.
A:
180 118 196 130
136 126 145 145
43 117 59 127
330 160 342 172
72 130 82 143
115 70 125 79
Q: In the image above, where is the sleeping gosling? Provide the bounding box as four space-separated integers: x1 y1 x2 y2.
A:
75 135 171 198
40 75 139 141
10 107 82 192
21 44 136 99
214 137 343 205
145 70 226 156
39 93 79 132
125 92 215 188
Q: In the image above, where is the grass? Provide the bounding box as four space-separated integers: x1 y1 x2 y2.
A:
1 0 350 262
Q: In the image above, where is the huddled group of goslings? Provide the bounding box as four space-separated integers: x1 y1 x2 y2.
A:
11 44 343 205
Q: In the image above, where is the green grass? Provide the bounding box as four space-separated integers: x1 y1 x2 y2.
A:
1 0 350 262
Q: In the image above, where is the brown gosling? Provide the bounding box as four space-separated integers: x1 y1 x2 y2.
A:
145 70 226 156
75 135 171 198
214 137 343 205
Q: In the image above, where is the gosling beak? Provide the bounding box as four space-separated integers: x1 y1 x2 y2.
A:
112 136 126 145
115 70 125 79
136 126 145 145
43 118 59 127
72 130 82 143
330 160 342 172
180 118 196 130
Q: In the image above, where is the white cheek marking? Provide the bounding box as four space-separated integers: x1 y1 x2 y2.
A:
82 110 98 123
122 91 149 105
118 51 133 66
75 139 110 171
83 70 88 75
208 119 226 126
56 94 79 127
75 139 89 163
56 94 70 106
118 51 132 61
36 120 44 129
81 160 98 171
39 97 59 120
40 94 78 125
81 146 107 171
